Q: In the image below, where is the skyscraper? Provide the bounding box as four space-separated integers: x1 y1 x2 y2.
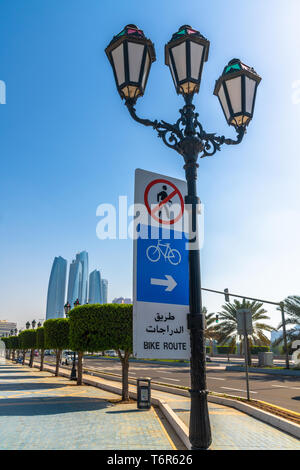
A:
101 279 108 304
88 270 102 304
46 256 67 319
67 251 89 306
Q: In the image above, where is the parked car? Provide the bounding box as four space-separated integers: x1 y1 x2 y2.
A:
105 350 118 357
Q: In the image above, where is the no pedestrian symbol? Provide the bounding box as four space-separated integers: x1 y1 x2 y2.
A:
144 178 184 225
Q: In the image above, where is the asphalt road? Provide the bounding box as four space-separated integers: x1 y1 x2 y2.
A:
42 355 300 413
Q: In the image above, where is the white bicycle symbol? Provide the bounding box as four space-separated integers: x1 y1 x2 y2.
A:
146 240 181 266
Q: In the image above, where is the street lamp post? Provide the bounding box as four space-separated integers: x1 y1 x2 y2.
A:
32 320 36 329
64 301 76 379
106 24 261 450
71 300 80 380
26 321 30 330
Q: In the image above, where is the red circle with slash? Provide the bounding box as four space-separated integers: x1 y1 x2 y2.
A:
144 178 184 225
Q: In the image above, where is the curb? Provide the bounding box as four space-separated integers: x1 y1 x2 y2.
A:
22 360 300 444
226 365 300 377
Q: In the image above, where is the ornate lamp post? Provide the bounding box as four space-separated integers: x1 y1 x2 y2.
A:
37 322 41 328
64 301 73 377
31 320 36 329
67 299 80 380
106 24 261 450
26 321 30 330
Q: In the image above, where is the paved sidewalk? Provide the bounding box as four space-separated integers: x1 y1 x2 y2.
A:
160 394 300 450
3 359 300 450
0 361 176 450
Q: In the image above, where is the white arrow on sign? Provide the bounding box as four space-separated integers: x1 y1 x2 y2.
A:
150 275 177 292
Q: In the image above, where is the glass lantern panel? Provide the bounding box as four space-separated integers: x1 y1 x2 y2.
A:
111 43 125 86
190 41 204 80
171 42 187 81
168 59 177 87
245 76 256 114
128 42 145 83
225 76 242 114
218 84 230 120
141 52 150 90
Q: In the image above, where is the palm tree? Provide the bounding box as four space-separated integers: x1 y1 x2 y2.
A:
216 299 274 365
273 296 300 349
203 307 219 356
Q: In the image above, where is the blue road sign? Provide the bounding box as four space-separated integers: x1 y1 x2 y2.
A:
137 226 189 306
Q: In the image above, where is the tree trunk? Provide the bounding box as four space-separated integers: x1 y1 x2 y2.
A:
55 350 61 376
29 349 34 367
210 339 214 357
40 349 44 371
12 349 15 361
77 351 83 385
118 350 130 401
22 350 26 365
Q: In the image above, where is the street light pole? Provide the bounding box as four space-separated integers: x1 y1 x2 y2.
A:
280 303 289 369
105 24 261 450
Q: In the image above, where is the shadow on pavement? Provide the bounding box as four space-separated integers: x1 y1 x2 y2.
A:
0 396 114 416
0 382 67 392
105 409 145 414
0 375 45 380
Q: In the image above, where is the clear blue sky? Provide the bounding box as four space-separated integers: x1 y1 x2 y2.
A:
0 0 299 330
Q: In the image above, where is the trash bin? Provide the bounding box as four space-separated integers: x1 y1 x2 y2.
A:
137 378 151 409
258 352 273 367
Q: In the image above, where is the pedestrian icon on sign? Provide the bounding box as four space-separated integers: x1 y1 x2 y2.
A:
157 185 172 220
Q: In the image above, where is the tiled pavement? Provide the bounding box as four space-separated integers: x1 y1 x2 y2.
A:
163 395 300 450
1 359 299 450
0 360 175 450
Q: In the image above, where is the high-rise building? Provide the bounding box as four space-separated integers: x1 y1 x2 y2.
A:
46 256 67 320
101 279 108 304
88 270 102 304
67 251 89 307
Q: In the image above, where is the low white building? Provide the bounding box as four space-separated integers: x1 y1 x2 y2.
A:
0 320 17 337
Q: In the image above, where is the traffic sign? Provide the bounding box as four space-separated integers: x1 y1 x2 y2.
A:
133 169 190 359
134 168 187 229
236 309 253 336
144 178 184 225
136 230 189 306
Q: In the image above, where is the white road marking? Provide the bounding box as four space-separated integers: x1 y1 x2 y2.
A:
207 377 225 381
161 377 180 382
271 385 300 390
221 387 258 394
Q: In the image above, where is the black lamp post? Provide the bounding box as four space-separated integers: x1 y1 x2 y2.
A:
106 24 261 450
26 321 30 330
14 328 18 335
68 299 80 380
31 320 36 329
37 322 41 328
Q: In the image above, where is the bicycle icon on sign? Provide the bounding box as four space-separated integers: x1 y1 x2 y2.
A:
146 240 181 266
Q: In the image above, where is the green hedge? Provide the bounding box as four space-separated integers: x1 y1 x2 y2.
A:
217 346 237 354
250 346 270 354
19 330 37 349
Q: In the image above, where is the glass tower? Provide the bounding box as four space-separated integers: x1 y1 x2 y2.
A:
67 251 89 307
101 279 108 304
88 270 102 304
46 256 67 319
